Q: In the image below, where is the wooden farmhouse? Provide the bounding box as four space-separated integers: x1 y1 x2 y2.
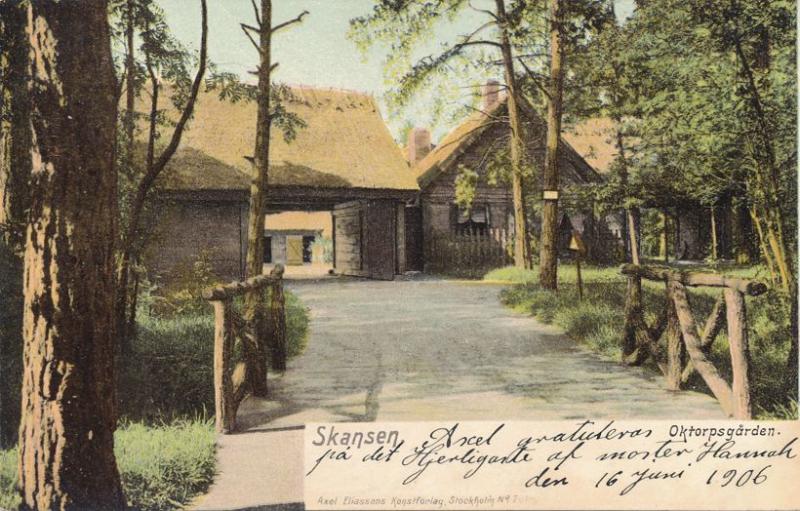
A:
147 86 418 281
146 82 698 282
407 82 617 272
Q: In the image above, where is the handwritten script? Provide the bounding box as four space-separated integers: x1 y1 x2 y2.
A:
304 420 800 510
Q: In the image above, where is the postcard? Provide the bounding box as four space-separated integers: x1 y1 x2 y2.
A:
0 0 797 510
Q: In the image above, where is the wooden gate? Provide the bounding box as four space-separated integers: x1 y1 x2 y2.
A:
203 265 287 433
620 264 767 419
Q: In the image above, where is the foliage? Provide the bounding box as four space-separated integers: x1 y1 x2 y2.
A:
0 447 17 510
0 419 216 511
146 250 219 317
120 287 310 422
454 165 479 212
309 236 334 264
494 264 796 418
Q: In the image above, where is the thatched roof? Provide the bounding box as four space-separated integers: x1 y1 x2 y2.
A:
413 98 603 187
563 118 619 174
160 86 417 192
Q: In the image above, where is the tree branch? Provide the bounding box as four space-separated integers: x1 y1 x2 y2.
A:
124 0 209 249
241 23 262 54
468 1 499 22
241 22 261 34
457 39 503 49
516 56 550 100
271 10 309 34
249 0 262 28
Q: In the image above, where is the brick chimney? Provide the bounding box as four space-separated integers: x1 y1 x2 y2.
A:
482 79 501 111
407 127 431 164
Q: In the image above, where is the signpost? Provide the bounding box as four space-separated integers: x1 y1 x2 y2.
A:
569 231 587 301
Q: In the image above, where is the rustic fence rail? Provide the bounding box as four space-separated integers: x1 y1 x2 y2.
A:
620 263 767 419
203 264 287 433
425 228 513 276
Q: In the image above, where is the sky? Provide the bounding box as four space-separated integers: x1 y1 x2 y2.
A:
159 0 636 140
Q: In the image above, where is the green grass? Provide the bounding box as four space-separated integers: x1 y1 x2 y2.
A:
491 264 797 418
0 419 215 511
0 448 17 510
121 289 310 421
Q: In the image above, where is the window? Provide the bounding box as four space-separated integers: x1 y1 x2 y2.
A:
452 204 490 235
302 236 315 263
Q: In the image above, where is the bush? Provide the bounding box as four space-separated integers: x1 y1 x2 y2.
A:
0 419 215 511
120 288 310 422
496 264 797 419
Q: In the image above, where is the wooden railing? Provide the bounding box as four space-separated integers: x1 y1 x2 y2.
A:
203 265 287 433
425 228 513 276
620 264 768 419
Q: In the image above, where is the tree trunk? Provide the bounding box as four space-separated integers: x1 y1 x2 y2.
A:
538 0 564 290
125 0 136 162
243 0 274 397
731 202 754 264
495 0 530 269
660 209 669 262
0 0 31 248
115 0 207 350
18 2 126 509
710 206 718 261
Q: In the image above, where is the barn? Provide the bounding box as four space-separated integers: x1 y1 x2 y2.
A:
145 86 418 282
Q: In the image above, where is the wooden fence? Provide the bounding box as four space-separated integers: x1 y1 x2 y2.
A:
620 264 767 419
203 265 287 433
425 228 513 276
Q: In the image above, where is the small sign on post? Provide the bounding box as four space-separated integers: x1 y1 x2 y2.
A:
569 231 587 301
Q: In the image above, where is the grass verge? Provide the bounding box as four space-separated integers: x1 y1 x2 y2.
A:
488 264 797 419
0 418 215 511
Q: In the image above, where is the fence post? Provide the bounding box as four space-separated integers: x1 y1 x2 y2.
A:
671 280 735 417
213 299 236 433
269 265 288 371
664 282 684 390
724 288 753 419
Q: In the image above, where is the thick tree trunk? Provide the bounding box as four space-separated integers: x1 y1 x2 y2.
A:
243 0 274 397
18 2 126 509
538 0 564 290
495 0 530 269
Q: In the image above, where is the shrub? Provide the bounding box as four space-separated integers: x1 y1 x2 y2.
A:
0 419 215 511
120 288 310 422
497 264 797 418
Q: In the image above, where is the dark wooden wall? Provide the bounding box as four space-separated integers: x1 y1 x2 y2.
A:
145 199 247 282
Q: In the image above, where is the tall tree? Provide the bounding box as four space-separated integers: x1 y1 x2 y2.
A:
537 0 565 288
241 0 308 395
351 0 534 268
113 0 208 346
18 1 126 508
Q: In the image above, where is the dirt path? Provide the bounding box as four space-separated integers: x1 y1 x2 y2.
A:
192 278 722 510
